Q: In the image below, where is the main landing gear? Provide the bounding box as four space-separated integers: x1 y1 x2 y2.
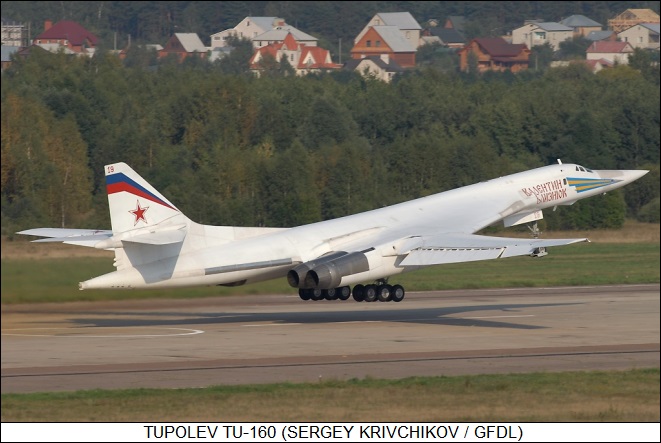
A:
298 280 405 303
528 221 548 258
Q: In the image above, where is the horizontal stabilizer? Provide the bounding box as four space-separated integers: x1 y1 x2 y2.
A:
17 228 112 248
400 234 588 266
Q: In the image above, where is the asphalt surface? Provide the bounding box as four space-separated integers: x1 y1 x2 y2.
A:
1 284 659 394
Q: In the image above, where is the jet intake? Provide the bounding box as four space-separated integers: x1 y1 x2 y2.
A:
287 251 348 288
304 252 370 289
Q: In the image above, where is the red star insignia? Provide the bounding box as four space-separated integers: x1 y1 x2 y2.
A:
129 200 149 225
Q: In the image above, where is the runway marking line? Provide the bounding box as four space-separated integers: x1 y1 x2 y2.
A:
461 315 535 319
1 327 204 338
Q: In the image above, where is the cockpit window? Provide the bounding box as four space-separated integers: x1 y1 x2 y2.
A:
586 168 593 173
579 166 586 172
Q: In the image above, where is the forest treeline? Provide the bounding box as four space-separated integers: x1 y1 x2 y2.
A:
1 46 659 234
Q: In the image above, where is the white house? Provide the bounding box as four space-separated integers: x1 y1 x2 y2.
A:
343 54 405 83
211 17 318 49
355 12 422 49
511 22 574 51
617 23 660 50
586 41 634 64
211 17 284 48
251 25 317 48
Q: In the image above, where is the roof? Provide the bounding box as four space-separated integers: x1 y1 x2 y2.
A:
254 26 317 43
528 22 573 32
587 41 634 53
559 15 602 28
376 12 421 30
586 30 615 41
174 33 206 52
637 23 660 34
429 27 466 44
612 9 660 22
472 38 528 56
245 17 283 30
445 16 466 33
35 20 98 46
344 55 404 72
2 16 23 26
298 46 341 70
370 25 416 52
1 45 19 62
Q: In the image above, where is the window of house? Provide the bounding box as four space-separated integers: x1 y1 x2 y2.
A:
290 54 294 62
638 36 644 43
247 21 250 26
215 36 220 41
534 31 546 40
376 40 381 47
366 40 371 47
406 31 410 39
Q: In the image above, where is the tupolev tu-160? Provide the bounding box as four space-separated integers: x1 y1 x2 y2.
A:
18 161 647 303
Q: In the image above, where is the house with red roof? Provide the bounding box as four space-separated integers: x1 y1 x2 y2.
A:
32 20 98 54
249 33 341 76
457 38 530 73
351 25 417 68
586 41 634 65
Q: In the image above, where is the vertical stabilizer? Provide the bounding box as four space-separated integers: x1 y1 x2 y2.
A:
105 162 184 234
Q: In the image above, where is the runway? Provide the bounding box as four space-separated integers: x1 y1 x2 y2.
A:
2 284 659 394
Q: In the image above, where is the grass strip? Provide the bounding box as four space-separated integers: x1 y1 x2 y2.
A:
2 243 659 304
2 369 659 422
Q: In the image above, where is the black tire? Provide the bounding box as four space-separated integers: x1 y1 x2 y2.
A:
310 288 324 301
377 285 392 302
363 284 377 302
338 286 351 301
391 284 405 302
324 288 338 300
299 288 311 301
352 284 365 302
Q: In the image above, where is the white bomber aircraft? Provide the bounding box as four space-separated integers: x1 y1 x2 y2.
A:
18 161 647 302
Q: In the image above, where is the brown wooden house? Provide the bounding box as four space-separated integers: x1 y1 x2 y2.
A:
158 33 207 62
350 25 416 68
458 38 530 73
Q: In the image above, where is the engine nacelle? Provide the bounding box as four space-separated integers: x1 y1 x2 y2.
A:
287 251 348 288
304 252 370 289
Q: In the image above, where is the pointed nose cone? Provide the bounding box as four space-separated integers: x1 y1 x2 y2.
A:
595 169 649 187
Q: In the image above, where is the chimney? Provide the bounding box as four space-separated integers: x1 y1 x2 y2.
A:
44 20 52 31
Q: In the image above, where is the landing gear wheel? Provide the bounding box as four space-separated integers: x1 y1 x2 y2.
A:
323 288 338 300
391 284 405 302
310 288 324 301
377 284 393 302
363 284 377 302
352 284 365 302
338 286 351 301
299 288 311 301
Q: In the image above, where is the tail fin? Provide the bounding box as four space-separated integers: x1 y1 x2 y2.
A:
105 163 184 234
